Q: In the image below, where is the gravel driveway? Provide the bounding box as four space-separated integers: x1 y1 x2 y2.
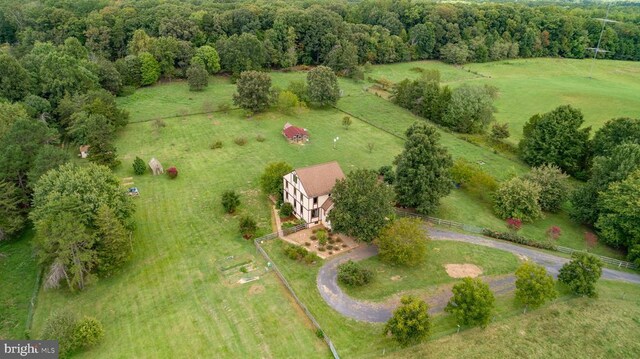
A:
316 228 640 323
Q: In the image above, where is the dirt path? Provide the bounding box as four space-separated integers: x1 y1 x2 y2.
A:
316 228 640 323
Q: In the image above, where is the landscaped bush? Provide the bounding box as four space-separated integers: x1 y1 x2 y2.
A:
234 137 247 146
239 216 257 239
482 228 556 250
338 260 373 286
493 177 542 222
283 243 309 261
546 226 562 240
506 218 522 232
279 203 293 217
210 141 223 149
132 156 146 175
317 230 328 246
318 246 326 252
256 134 266 142
41 310 78 358
166 166 178 179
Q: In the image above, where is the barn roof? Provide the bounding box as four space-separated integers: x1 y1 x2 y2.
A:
294 161 345 197
283 123 308 139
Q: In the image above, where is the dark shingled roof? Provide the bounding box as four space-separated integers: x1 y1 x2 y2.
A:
294 161 345 197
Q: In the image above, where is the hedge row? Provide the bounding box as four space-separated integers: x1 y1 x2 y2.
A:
482 229 557 251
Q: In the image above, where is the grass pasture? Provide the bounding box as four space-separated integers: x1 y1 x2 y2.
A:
341 240 520 301
364 58 640 144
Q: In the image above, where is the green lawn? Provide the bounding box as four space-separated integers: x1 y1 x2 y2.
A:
364 58 640 144
342 241 520 301
0 229 39 340
263 238 640 358
31 83 405 358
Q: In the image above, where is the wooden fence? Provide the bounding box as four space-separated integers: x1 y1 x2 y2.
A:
253 228 341 359
556 245 637 270
397 209 638 271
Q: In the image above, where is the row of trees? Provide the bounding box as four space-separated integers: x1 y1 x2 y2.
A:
232 66 340 113
392 73 497 134
518 108 640 262
2 1 639 69
386 252 603 345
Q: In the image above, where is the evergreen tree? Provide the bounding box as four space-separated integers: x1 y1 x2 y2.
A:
394 122 453 214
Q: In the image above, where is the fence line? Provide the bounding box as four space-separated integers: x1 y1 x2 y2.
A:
253 229 341 359
556 245 637 270
396 209 638 270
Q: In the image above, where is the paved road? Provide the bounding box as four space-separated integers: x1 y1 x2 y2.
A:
316 228 640 323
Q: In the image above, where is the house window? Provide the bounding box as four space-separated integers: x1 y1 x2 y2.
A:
293 175 298 183
285 193 288 200
299 193 303 201
313 197 318 205
285 181 288 189
311 209 319 218
294 188 297 196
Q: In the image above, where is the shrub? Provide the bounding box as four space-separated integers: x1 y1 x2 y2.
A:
239 216 257 239
376 218 428 266
338 260 373 286
153 119 166 129
256 134 265 142
234 137 247 146
221 190 240 213
132 156 146 175
342 116 352 130
523 164 569 213
210 141 223 149
445 278 495 328
558 252 603 297
378 165 395 184
490 122 510 141
283 243 309 261
450 159 497 202
276 90 299 114
166 167 178 179
318 246 326 252
515 262 557 310
279 203 293 217
482 229 556 250
317 230 328 246
304 242 310 247
493 177 542 222
385 296 431 346
72 317 104 349
326 244 334 250
310 235 317 241
584 232 598 248
506 218 522 232
304 252 319 264
41 310 78 358
546 226 562 240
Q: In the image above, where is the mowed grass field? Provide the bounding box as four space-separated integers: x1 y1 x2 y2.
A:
263 238 640 358
364 58 640 144
30 82 405 357
342 240 520 301
0 229 38 339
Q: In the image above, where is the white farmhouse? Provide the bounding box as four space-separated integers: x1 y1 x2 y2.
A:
282 161 345 228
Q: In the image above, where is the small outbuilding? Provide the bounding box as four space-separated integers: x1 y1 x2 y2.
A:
282 122 309 143
149 158 164 175
79 145 90 159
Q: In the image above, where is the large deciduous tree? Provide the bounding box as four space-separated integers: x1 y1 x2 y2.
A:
515 261 557 310
232 71 273 113
493 177 542 222
259 162 293 199
0 181 26 241
445 277 495 328
192 45 221 74
306 66 340 107
523 164 569 213
324 40 359 78
385 296 431 346
519 105 591 178
187 61 208 91
595 170 640 250
375 218 428 266
328 169 395 243
216 33 265 76
138 51 160 86
0 52 30 101
442 85 496 134
558 252 603 298
591 117 640 157
394 122 453 214
408 23 436 60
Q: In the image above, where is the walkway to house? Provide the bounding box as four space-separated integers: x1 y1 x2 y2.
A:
316 228 640 323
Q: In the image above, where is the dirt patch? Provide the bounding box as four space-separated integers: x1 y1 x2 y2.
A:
444 263 483 278
390 275 402 281
248 284 265 295
212 120 221 125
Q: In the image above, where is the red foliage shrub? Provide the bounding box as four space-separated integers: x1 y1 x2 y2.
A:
584 232 598 248
167 167 178 179
546 226 562 240
506 218 522 232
